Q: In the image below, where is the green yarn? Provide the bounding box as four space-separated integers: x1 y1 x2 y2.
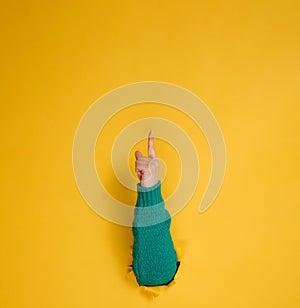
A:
132 180 178 286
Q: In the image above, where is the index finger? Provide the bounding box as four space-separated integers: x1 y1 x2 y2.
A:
148 130 156 158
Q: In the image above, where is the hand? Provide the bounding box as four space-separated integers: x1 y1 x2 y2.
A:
135 130 159 188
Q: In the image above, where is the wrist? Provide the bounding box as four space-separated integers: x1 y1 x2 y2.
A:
137 180 161 192
140 178 159 188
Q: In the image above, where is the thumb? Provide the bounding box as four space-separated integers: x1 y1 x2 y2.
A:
135 150 143 160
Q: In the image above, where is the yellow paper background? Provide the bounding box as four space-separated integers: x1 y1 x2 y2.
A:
1 0 299 307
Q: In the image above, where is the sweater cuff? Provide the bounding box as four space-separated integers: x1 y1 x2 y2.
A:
136 180 163 208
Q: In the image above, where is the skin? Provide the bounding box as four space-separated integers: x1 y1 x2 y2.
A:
134 130 159 188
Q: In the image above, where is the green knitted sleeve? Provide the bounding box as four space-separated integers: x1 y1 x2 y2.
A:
131 180 178 286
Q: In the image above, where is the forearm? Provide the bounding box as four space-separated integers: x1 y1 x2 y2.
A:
131 181 178 286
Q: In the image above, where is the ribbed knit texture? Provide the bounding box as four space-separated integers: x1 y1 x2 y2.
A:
132 180 178 286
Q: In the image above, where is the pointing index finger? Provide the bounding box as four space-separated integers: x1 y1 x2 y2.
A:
148 130 156 158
